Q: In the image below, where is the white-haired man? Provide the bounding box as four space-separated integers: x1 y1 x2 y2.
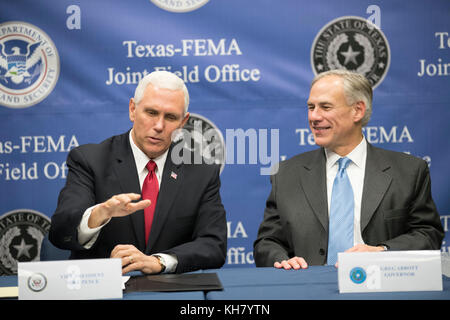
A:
254 70 444 270
50 71 227 274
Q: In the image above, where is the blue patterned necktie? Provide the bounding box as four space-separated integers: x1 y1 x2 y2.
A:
327 157 354 265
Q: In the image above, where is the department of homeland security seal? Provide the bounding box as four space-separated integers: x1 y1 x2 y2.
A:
311 16 390 88
0 209 51 275
150 0 209 13
0 21 60 108
172 113 226 174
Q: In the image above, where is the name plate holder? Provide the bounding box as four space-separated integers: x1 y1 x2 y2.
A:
338 250 443 293
18 258 123 300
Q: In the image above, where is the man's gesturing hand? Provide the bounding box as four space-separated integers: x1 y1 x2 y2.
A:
89 193 150 228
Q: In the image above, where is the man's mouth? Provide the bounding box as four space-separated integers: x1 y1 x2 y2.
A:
147 136 163 143
312 126 331 132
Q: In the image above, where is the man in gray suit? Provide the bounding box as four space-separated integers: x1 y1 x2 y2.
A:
253 70 444 269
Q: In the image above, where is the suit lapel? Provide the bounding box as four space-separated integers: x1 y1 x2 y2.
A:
298 149 329 232
112 132 146 251
360 144 392 232
145 146 183 252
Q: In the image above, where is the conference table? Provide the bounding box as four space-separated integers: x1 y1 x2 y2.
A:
1 266 450 300
205 266 450 300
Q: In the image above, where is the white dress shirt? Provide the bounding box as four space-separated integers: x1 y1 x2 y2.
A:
77 130 177 273
324 136 367 246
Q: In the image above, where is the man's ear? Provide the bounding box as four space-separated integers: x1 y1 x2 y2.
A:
180 112 190 128
129 98 136 122
353 101 366 123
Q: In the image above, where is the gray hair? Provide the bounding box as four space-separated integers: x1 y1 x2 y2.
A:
311 70 373 126
134 70 189 114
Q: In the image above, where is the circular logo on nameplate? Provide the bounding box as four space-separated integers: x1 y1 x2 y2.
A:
0 21 60 108
27 272 47 292
150 0 209 13
349 267 367 284
0 209 51 275
311 16 390 89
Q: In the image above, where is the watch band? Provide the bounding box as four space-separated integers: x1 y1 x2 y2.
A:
154 254 166 273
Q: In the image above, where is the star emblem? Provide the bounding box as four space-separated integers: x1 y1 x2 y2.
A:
13 238 34 259
340 45 361 66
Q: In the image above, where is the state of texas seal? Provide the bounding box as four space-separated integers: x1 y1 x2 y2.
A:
171 113 226 174
0 21 60 108
0 209 51 275
311 16 390 89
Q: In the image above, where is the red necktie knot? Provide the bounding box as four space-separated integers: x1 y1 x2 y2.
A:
146 160 157 173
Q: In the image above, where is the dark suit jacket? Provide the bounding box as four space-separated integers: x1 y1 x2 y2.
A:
49 131 227 273
253 143 444 266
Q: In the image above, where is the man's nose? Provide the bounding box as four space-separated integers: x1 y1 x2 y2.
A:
308 108 323 121
153 116 164 131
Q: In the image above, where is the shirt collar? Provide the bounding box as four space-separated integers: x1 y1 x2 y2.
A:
129 129 168 174
325 136 367 169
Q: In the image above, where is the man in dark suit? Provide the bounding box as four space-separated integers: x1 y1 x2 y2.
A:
50 71 227 274
253 70 444 270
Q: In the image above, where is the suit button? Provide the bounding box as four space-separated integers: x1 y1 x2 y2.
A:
319 248 325 256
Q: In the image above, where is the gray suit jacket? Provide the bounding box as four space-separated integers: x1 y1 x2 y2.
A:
253 143 444 266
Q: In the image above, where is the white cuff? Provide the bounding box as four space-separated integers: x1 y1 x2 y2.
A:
153 253 178 273
77 204 110 248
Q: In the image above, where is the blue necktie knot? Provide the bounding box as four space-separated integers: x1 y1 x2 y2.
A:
337 157 351 176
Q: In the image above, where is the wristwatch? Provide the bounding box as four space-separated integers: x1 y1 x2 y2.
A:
154 255 166 273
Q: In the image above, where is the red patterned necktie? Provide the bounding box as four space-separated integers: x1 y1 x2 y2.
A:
142 160 159 244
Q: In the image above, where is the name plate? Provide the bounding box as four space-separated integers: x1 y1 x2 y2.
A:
338 250 442 293
18 258 123 300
